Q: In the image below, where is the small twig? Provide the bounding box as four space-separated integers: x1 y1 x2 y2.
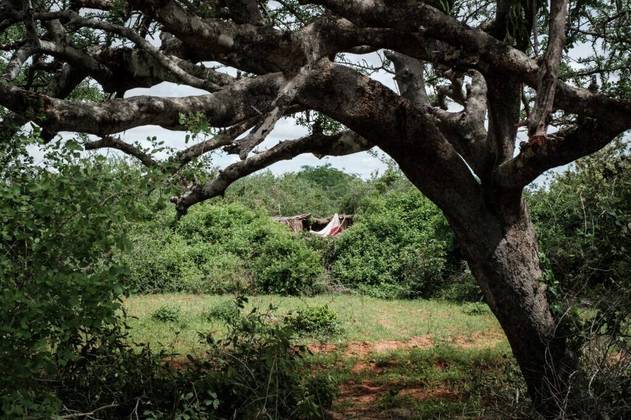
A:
60 402 118 418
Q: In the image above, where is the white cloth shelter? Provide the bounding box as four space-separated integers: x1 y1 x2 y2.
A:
310 213 343 237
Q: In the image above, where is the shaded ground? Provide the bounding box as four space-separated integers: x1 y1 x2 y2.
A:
306 337 524 419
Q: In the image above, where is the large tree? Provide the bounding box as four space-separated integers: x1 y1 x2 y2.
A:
1 0 630 416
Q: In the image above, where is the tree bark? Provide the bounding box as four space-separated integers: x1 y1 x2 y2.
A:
455 202 578 417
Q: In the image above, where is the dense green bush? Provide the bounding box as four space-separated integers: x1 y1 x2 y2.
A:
0 136 142 416
284 305 342 338
151 304 183 323
1 136 334 418
330 189 450 298
120 163 478 300
189 297 337 419
529 140 630 298
204 300 242 323
23 296 335 419
123 202 324 295
527 142 631 418
436 264 484 302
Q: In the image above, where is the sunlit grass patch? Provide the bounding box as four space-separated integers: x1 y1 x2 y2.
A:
123 294 506 355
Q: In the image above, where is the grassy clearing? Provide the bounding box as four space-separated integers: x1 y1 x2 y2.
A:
124 294 525 418
124 294 507 355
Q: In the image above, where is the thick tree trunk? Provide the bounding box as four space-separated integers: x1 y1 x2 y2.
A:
454 204 577 417
392 140 579 417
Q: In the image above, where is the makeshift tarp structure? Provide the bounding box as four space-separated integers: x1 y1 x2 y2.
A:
310 213 343 237
272 213 352 236
272 214 310 233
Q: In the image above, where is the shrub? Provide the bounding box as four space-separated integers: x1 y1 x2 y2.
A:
437 265 484 302
204 300 241 323
284 305 342 337
528 140 631 298
297 374 339 417
123 202 324 295
461 302 490 316
526 141 631 418
0 137 143 416
252 234 325 295
39 297 334 419
123 232 204 293
331 190 449 298
193 297 336 419
151 304 182 323
225 164 368 217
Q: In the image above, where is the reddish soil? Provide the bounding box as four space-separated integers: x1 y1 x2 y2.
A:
308 335 434 357
450 330 505 349
320 333 507 418
329 380 462 419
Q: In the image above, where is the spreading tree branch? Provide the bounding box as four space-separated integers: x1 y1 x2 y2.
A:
171 130 372 215
527 0 568 139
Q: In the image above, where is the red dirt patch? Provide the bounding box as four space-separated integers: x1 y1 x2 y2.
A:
399 386 459 401
332 380 462 419
309 332 506 358
307 342 338 353
434 358 449 370
351 361 378 374
309 335 434 357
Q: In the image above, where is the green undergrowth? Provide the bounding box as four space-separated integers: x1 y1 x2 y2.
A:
308 346 534 419
125 294 525 418
125 294 505 356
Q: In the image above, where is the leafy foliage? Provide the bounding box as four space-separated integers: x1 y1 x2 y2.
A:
528 140 631 418
283 305 342 338
204 300 241 323
330 188 450 298
191 296 336 419
0 134 142 415
123 202 324 295
529 140 630 299
224 164 369 217
151 305 183 323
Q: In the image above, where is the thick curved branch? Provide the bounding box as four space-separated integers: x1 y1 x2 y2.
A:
0 73 284 135
218 0 263 25
171 131 372 215
384 51 428 109
129 0 301 74
0 0 22 32
302 0 631 129
34 10 226 92
84 136 158 167
495 118 626 188
84 119 257 172
70 0 113 9
2 45 35 81
37 40 114 81
171 119 258 169
228 63 319 159
296 61 486 226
